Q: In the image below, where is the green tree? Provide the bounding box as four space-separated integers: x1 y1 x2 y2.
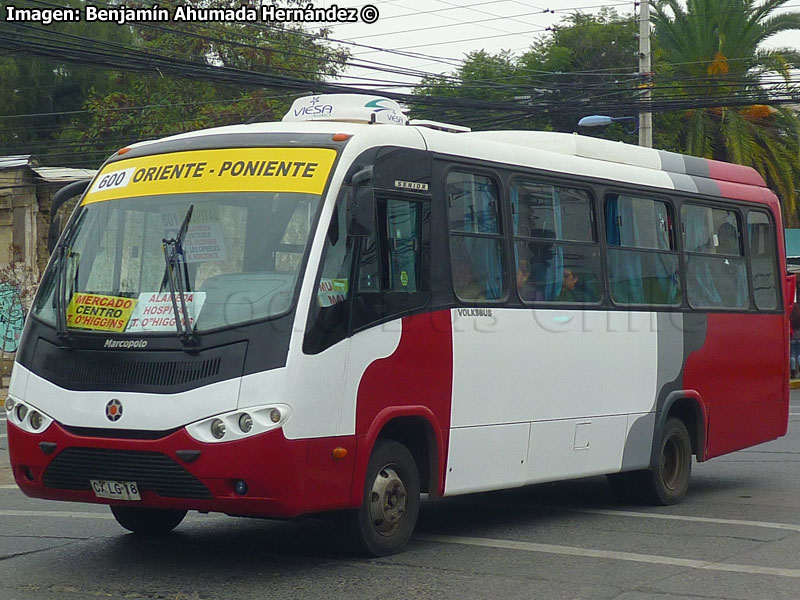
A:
0 0 126 162
411 49 542 130
59 0 349 164
652 0 800 222
412 9 640 138
524 9 639 136
1 0 349 166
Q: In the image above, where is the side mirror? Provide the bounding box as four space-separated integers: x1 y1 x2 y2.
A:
346 166 374 237
48 179 91 254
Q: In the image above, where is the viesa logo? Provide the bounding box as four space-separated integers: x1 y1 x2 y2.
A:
293 96 333 117
364 98 393 113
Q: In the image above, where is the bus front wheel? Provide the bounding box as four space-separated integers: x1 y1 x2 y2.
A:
110 506 187 534
349 439 420 556
640 416 692 505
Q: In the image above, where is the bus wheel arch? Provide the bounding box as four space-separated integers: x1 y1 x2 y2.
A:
640 393 707 505
654 392 707 465
377 415 440 497
346 409 443 555
351 408 444 507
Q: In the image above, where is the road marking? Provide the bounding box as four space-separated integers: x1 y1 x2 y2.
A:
0 510 113 520
0 434 6 439
417 534 800 578
567 508 800 533
0 485 18 490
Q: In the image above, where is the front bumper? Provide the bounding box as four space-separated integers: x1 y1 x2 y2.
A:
7 420 357 518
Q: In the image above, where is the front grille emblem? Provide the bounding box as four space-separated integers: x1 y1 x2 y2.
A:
105 399 123 422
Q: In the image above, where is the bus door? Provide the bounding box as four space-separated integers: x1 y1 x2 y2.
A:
340 192 432 436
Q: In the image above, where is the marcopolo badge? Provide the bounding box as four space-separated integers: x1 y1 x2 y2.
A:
105 399 123 422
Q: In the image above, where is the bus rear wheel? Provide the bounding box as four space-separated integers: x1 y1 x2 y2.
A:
110 506 187 534
349 439 420 556
639 417 692 505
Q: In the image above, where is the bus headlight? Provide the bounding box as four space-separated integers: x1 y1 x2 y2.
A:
210 419 227 440
185 404 291 443
238 413 253 433
29 411 43 430
5 399 53 434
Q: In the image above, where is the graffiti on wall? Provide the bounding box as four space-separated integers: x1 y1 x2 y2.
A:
0 282 25 352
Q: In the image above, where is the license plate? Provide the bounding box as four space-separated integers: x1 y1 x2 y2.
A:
90 479 141 501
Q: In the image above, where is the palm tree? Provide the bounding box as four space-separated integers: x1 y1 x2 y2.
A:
652 0 800 223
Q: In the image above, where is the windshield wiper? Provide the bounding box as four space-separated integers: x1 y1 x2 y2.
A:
53 211 87 340
161 204 196 344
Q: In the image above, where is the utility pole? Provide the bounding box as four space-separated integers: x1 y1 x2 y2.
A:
638 0 653 148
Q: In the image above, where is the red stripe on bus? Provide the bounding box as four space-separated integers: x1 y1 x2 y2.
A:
353 310 454 498
682 313 788 460
706 159 766 187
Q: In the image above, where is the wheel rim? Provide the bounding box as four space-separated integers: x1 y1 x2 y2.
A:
661 434 686 491
368 465 407 536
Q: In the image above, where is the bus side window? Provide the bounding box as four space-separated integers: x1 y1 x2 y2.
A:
447 171 504 302
357 235 381 293
386 199 422 292
512 180 601 304
352 197 428 331
747 211 779 310
682 204 748 310
303 198 355 355
605 194 681 306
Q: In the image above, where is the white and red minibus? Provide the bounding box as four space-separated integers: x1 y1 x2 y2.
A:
5 94 791 555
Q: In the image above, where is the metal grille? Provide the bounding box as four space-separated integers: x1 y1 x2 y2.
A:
43 354 221 388
43 448 212 499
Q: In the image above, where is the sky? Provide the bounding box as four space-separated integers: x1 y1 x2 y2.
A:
310 0 800 93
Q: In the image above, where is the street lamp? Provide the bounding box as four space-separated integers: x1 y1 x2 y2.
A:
578 115 638 135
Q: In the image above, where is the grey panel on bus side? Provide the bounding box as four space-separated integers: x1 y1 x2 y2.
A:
620 312 708 470
666 172 698 194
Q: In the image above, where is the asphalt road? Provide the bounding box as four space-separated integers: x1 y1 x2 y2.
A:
1 393 799 600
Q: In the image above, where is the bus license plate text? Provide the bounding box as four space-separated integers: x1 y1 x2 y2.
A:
90 480 141 501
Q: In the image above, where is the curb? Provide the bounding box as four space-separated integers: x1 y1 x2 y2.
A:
791 380 800 389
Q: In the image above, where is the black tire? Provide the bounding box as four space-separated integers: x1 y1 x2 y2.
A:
637 417 693 505
349 439 420 556
110 505 187 534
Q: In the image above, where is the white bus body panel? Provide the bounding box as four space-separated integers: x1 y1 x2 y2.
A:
420 128 676 192
12 363 241 430
444 308 660 495
450 308 658 426
446 423 530 495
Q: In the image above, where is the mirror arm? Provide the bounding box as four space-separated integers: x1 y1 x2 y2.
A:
48 179 91 254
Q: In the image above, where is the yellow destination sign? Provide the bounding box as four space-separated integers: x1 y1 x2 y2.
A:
83 147 337 204
66 293 138 333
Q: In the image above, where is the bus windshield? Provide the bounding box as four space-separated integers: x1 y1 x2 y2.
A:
33 190 321 334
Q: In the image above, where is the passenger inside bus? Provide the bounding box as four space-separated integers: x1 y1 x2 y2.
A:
557 268 596 303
